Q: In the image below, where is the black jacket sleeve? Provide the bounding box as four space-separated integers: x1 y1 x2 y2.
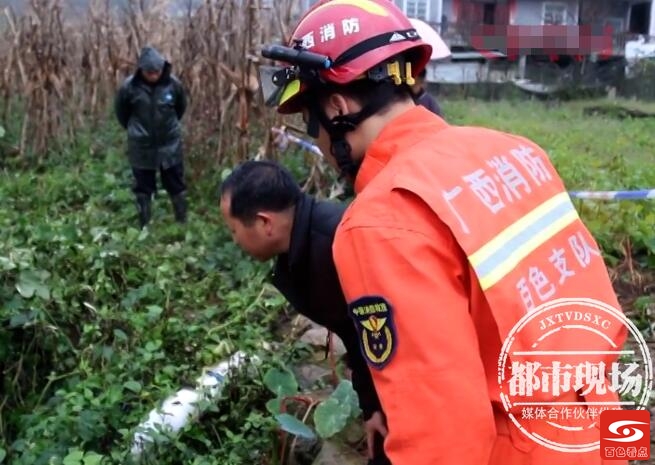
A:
351 364 383 421
338 324 382 420
114 81 131 129
172 77 187 120
311 199 383 420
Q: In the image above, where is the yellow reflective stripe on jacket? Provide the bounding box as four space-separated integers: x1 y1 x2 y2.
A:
469 192 580 290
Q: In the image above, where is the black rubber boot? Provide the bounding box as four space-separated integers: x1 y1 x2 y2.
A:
135 193 152 229
171 191 187 224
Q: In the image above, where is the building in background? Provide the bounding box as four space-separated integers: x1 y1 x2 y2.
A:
288 0 653 88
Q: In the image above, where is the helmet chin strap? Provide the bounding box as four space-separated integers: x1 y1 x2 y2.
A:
318 110 360 179
309 83 401 180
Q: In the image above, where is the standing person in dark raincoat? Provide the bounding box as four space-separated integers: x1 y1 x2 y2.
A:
114 46 188 228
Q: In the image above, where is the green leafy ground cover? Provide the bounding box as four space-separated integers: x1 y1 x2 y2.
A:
1 98 654 465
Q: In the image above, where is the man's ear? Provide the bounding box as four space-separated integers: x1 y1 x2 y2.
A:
255 212 275 235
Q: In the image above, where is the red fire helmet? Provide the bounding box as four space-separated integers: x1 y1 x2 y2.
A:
260 0 433 114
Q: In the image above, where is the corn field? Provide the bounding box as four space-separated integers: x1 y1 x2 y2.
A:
0 0 301 169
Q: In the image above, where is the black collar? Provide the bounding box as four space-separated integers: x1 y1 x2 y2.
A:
286 192 312 270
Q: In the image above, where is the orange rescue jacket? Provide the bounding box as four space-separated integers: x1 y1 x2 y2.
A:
332 105 629 465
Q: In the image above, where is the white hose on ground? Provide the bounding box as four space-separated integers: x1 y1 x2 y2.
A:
131 350 260 458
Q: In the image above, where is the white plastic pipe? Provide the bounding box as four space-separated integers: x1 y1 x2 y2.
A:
131 351 259 458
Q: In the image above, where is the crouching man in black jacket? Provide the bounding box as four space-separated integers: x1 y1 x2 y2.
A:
219 160 390 465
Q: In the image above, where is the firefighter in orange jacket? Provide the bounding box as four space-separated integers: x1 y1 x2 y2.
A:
259 1 631 464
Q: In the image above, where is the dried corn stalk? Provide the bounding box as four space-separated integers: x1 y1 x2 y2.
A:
0 0 300 171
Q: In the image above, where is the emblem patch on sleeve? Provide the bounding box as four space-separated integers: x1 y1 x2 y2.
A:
348 295 396 370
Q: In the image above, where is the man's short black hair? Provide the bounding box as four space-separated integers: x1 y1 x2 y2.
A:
219 160 302 225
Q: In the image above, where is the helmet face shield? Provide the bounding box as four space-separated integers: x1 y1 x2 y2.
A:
259 65 285 107
259 65 304 109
